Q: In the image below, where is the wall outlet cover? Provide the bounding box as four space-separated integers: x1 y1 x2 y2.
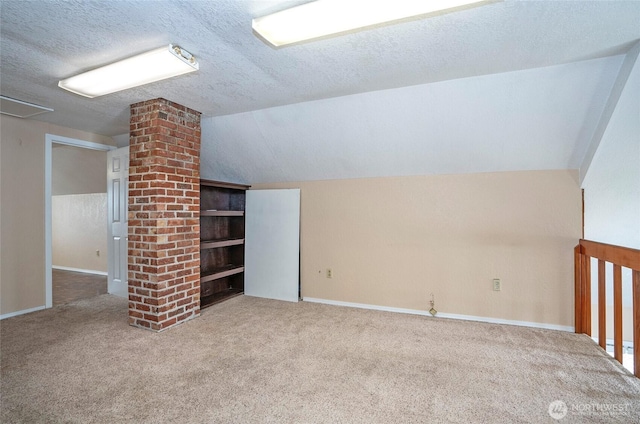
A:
493 279 501 291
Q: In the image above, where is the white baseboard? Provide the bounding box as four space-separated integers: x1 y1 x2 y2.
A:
0 305 46 320
52 265 107 276
302 297 575 332
591 337 634 350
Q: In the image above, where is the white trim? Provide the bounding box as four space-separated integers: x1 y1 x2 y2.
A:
45 134 115 309
45 138 52 308
0 305 46 320
52 265 108 276
46 134 117 151
302 297 575 332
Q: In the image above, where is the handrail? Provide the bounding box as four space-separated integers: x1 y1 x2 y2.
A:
580 239 640 270
574 239 640 378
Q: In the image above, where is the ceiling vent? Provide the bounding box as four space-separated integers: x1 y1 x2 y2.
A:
0 95 53 118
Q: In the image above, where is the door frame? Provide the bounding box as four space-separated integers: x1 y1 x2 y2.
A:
44 134 115 308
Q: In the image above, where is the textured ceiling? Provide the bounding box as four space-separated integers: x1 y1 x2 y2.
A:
1 0 639 183
201 55 625 183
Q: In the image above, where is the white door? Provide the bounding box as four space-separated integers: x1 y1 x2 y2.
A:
245 189 300 302
107 146 129 298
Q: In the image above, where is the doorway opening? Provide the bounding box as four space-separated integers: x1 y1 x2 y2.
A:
44 134 115 308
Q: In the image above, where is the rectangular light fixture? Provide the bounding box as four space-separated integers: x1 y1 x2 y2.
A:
58 44 199 98
253 0 492 47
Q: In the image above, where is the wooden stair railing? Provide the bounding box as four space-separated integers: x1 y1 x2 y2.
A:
574 239 640 378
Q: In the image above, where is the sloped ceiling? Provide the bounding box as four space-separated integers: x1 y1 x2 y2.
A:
1 0 639 183
202 56 624 183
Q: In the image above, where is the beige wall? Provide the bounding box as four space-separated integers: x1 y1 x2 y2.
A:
254 170 582 328
52 194 108 272
0 115 114 315
53 145 107 195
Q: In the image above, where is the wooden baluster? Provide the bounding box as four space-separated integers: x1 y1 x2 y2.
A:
613 264 622 363
574 245 582 334
598 259 606 350
579 239 640 375
583 255 591 336
633 270 639 378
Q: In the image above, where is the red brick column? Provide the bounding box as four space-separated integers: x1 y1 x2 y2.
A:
128 98 201 331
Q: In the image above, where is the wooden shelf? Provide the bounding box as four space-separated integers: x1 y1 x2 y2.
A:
200 265 244 283
201 238 245 249
200 210 244 217
199 179 248 309
200 288 244 309
200 180 251 190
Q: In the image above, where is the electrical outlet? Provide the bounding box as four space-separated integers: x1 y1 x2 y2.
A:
326 268 332 279
493 278 501 291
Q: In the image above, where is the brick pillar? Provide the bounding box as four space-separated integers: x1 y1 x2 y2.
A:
128 98 201 331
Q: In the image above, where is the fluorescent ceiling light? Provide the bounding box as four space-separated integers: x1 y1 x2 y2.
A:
253 0 493 47
58 44 198 98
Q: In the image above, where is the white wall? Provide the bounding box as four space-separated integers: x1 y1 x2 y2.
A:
583 45 639 341
52 194 108 273
52 145 108 272
583 47 640 250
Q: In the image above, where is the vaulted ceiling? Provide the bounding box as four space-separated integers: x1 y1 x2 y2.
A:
1 1 639 184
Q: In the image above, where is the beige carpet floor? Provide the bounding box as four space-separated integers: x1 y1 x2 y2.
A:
1 294 639 423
